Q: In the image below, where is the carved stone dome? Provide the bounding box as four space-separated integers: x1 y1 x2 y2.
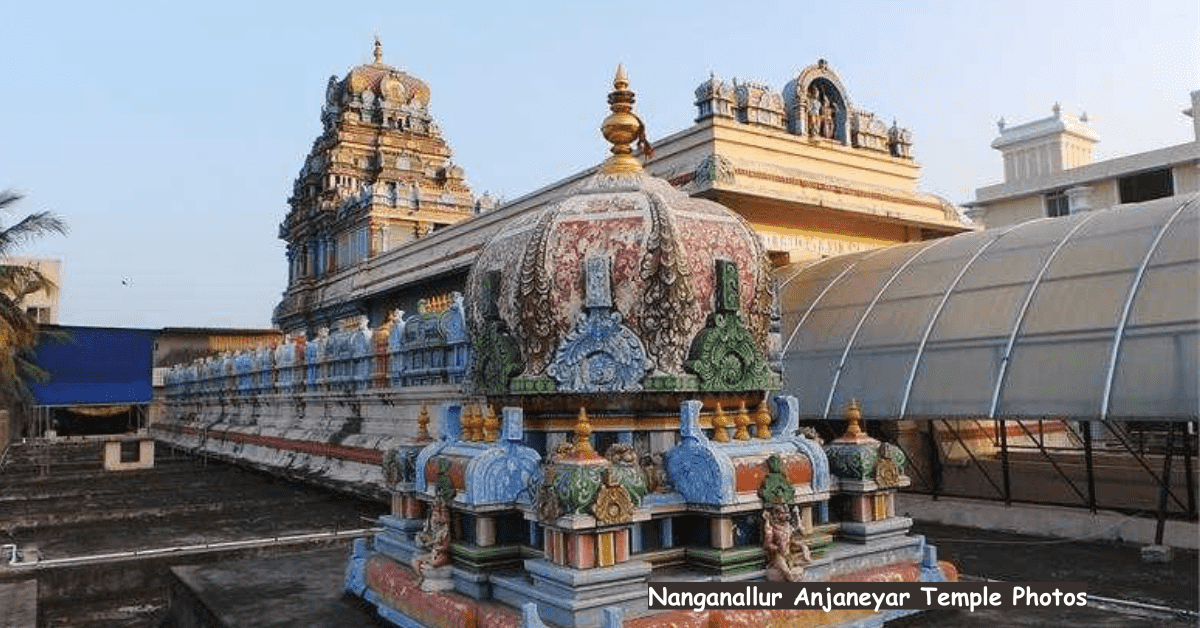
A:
466 67 778 402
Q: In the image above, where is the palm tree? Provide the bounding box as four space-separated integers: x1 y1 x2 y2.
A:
0 190 67 421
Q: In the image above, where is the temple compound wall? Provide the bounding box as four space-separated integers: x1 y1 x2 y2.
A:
158 301 470 497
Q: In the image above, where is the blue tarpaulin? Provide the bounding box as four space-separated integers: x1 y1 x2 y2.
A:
30 325 155 406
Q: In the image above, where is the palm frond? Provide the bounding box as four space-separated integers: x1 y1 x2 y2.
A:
0 189 68 415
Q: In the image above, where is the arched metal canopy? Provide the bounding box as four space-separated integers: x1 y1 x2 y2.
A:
776 193 1199 421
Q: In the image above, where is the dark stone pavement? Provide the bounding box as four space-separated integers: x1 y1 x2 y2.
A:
895 521 1199 627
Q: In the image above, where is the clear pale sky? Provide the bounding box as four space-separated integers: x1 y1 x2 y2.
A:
1 0 1196 329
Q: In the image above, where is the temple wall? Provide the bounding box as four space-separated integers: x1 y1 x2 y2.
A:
154 385 464 498
156 299 472 498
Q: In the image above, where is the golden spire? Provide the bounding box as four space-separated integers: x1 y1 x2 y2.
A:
843 399 864 439
600 64 649 175
573 407 599 459
373 37 383 64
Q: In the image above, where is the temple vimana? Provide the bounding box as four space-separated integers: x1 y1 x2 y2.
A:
151 41 982 628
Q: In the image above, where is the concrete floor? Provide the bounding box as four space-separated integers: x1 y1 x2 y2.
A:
160 524 1199 628
5 443 1195 628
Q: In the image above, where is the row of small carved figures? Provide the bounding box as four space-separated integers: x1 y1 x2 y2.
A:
163 355 466 398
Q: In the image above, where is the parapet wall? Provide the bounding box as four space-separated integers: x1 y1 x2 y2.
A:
157 300 472 498
154 385 463 499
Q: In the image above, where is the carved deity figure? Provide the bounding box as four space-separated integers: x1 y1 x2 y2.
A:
806 88 822 136
763 504 812 582
413 496 452 580
820 98 837 139
641 453 673 494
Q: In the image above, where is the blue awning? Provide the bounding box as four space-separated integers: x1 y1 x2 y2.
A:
30 325 155 406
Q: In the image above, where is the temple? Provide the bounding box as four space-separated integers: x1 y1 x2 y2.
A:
162 61 959 628
152 45 1197 627
276 39 492 331
269 53 972 336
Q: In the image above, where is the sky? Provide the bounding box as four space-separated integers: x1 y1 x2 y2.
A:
1 0 1196 329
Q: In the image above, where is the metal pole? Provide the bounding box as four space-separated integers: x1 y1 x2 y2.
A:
1186 421 1196 519
1154 423 1176 546
999 419 1011 505
926 420 942 500
1081 420 1097 514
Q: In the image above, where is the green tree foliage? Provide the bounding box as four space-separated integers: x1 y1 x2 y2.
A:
0 190 68 412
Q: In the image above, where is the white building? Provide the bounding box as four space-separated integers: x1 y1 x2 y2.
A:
966 91 1200 227
8 256 61 324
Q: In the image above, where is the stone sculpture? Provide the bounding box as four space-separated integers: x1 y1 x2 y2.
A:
763 504 812 582
412 496 454 591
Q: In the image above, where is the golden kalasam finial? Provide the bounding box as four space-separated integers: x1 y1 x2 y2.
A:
754 401 773 439
734 401 752 441
482 404 500 442
373 36 383 64
711 402 731 443
600 64 653 175
574 407 599 458
844 399 864 439
462 403 480 441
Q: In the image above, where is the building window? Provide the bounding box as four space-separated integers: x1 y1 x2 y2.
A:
1118 168 1173 204
1045 190 1070 217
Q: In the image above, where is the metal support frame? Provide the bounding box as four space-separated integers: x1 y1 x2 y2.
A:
1011 418 1088 505
998 419 1011 504
899 226 1020 418
1154 423 1177 545
939 419 1006 499
1102 419 1188 513
781 249 884 353
890 436 934 494
926 420 942 499
1185 421 1197 519
1081 420 1098 513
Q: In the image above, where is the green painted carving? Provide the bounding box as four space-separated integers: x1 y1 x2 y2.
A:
758 453 795 506
433 458 456 502
554 463 605 515
825 442 906 481
470 321 522 395
644 374 699 392
509 376 557 394
551 461 647 517
716 259 740 313
686 260 779 391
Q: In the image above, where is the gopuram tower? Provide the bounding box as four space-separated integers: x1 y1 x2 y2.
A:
275 40 483 331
